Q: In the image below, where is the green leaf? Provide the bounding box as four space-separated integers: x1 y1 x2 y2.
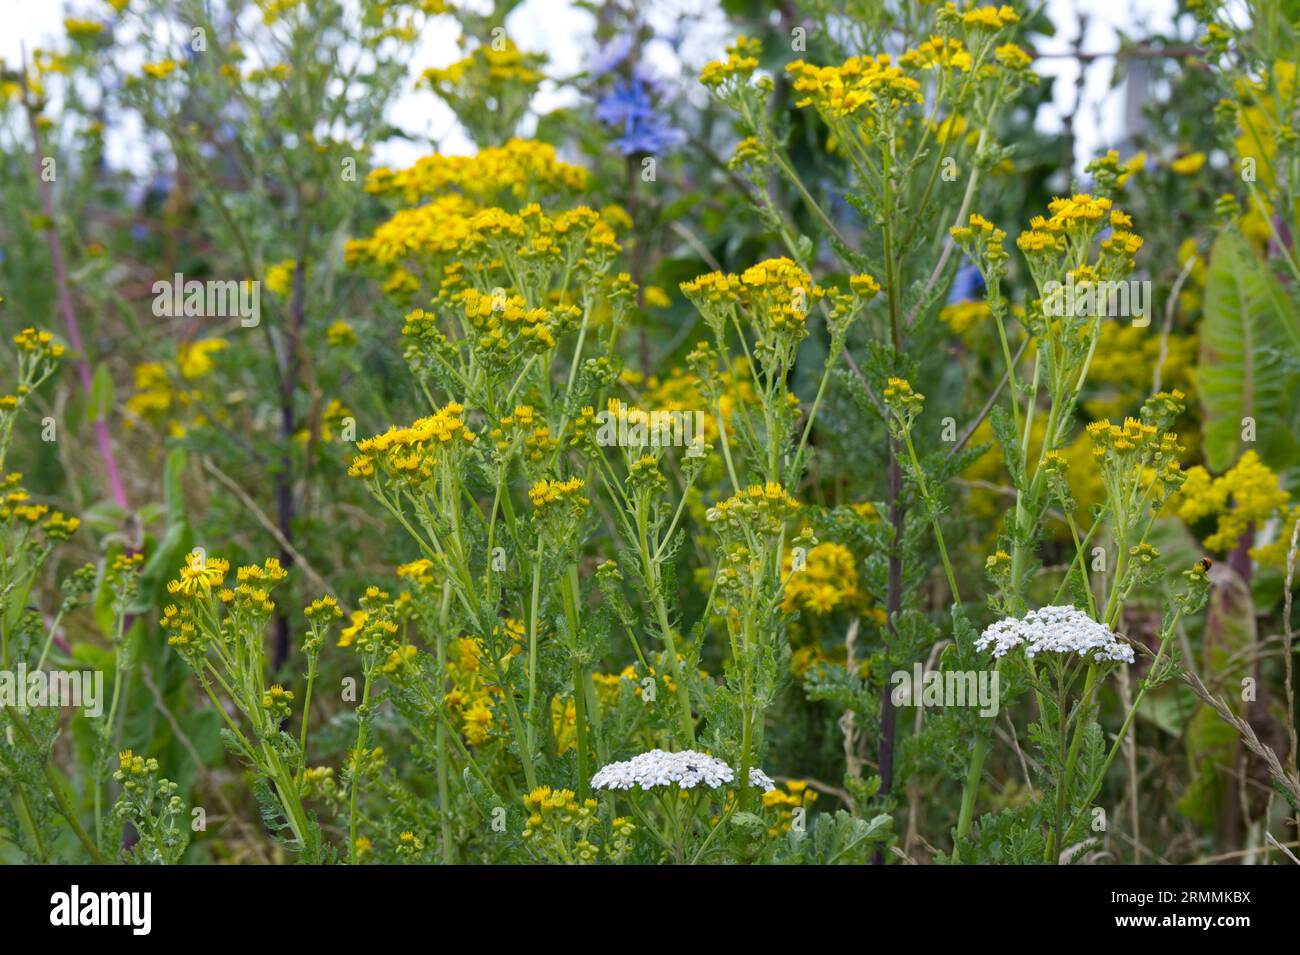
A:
1199 230 1300 471
1178 705 1238 826
129 447 192 615
1201 563 1256 676
88 364 115 423
69 641 115 673
93 542 126 640
79 499 128 534
810 811 893 864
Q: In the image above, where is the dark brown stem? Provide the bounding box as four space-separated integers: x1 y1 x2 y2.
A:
273 224 309 670
1229 523 1254 585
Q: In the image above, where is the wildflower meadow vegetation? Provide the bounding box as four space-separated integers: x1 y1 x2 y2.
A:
2 0 1300 874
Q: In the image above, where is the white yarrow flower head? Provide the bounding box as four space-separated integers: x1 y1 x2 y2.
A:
975 605 1134 664
591 749 776 793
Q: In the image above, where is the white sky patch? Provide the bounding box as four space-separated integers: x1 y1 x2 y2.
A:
0 0 1190 176
1031 0 1181 171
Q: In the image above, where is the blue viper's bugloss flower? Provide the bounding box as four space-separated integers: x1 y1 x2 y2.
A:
947 259 985 304
587 33 634 78
595 72 685 156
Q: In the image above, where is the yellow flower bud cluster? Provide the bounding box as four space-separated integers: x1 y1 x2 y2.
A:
348 403 477 484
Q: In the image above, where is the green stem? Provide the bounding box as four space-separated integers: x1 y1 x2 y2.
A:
953 732 989 863
992 305 1023 436
902 428 961 607
714 404 743 495
561 567 591 799
638 500 695 745
298 652 318 771
435 582 455 864
526 534 545 758
12 783 48 862
348 669 374 863
6 707 108 864
1066 512 1099 619
1082 613 1180 811
1047 662 1097 863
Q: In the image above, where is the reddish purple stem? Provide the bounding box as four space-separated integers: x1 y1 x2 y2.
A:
23 67 129 511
